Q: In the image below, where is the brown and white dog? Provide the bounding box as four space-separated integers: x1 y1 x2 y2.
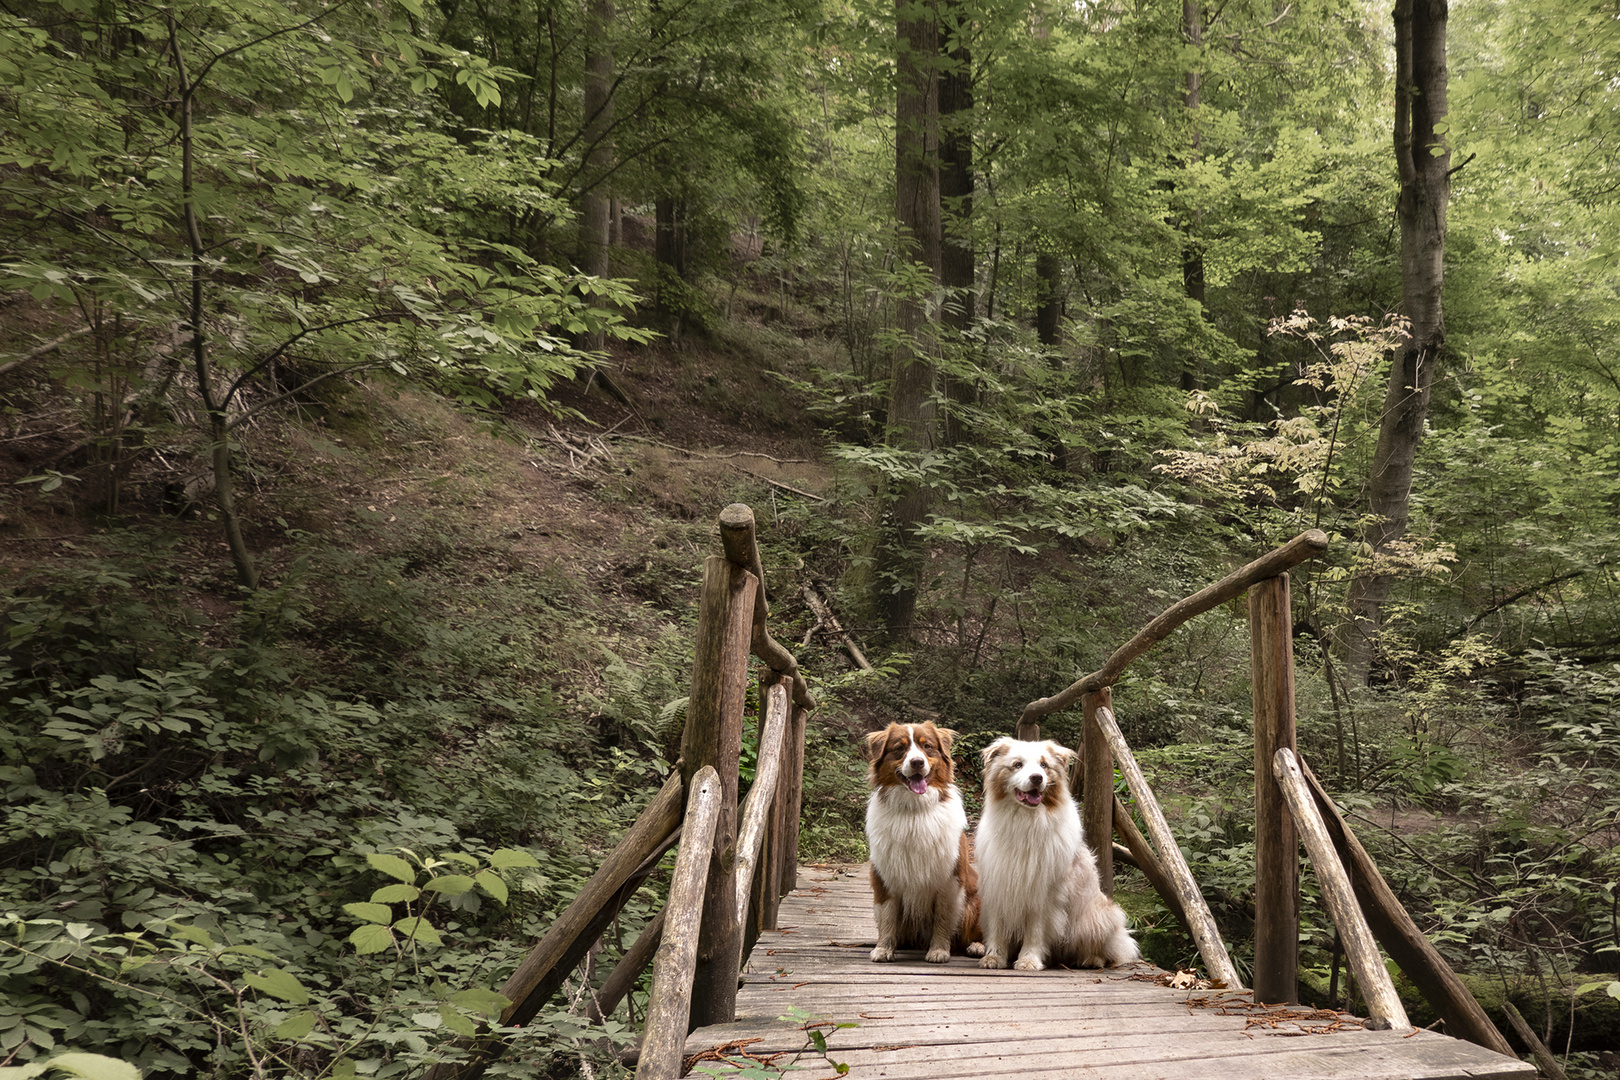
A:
975 736 1139 971
862 722 983 963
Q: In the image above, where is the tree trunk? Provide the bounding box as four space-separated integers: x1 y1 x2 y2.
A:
875 0 943 639
1344 0 1449 681
1180 0 1206 394
576 0 614 352
171 15 257 592
937 3 974 447
1033 250 1069 470
655 195 689 281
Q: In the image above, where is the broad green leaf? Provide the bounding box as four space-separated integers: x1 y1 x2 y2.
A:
438 1006 477 1037
450 988 511 1018
366 853 416 884
36 1054 141 1080
392 917 442 947
473 870 508 905
170 924 216 948
369 884 421 903
348 924 395 955
221 945 278 960
243 968 309 1004
487 848 539 869
422 874 475 896
343 902 394 925
276 1011 318 1039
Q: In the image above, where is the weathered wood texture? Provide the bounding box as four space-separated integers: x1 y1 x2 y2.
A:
1297 759 1518 1057
774 702 806 906
718 502 814 709
637 767 724 1080
682 555 757 1028
1094 704 1242 989
738 678 789 956
1274 749 1409 1032
1015 529 1328 736
682 867 1533 1080
1251 573 1300 1004
1082 689 1114 895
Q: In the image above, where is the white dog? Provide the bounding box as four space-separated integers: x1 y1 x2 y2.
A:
975 736 1139 971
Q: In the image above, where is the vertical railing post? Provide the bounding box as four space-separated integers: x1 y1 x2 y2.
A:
755 674 803 933
1251 572 1299 1004
681 552 757 1028
1082 688 1115 896
776 699 806 905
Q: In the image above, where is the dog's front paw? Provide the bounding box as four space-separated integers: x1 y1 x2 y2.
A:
978 953 1006 969
925 946 950 964
965 942 986 957
1013 956 1045 972
870 944 895 963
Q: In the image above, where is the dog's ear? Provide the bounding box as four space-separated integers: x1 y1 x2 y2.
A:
1048 741 1077 770
862 728 890 762
1047 741 1080 784
981 736 1012 767
935 727 959 756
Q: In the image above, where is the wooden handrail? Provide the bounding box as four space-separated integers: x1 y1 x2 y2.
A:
1093 704 1242 988
719 502 815 710
637 766 724 1080
1273 749 1410 1030
734 679 790 925
1015 529 1327 737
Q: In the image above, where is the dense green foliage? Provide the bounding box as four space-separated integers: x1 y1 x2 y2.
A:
4 0 1620 1076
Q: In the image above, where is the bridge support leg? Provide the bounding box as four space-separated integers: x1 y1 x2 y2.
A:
1251 572 1299 1004
1082 689 1114 896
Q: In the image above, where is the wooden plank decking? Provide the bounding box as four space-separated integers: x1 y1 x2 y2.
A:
683 865 1535 1079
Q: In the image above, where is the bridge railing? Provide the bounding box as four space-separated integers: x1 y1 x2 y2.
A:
432 503 811 1080
1016 530 1514 1054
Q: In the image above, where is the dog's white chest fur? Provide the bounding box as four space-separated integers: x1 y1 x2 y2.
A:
976 789 1085 930
866 784 966 895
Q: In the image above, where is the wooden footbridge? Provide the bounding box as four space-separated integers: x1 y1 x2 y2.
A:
428 504 1540 1080
682 865 1532 1079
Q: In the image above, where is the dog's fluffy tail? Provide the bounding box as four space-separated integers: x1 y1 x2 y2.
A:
1068 892 1140 968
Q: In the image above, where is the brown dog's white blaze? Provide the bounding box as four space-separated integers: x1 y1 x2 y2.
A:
865 722 955 796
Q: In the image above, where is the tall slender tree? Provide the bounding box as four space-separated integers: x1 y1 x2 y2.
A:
1344 0 1451 678
938 0 975 447
875 0 944 638
577 0 615 353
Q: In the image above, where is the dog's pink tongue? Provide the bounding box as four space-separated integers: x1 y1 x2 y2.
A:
1017 789 1043 806
907 776 929 795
